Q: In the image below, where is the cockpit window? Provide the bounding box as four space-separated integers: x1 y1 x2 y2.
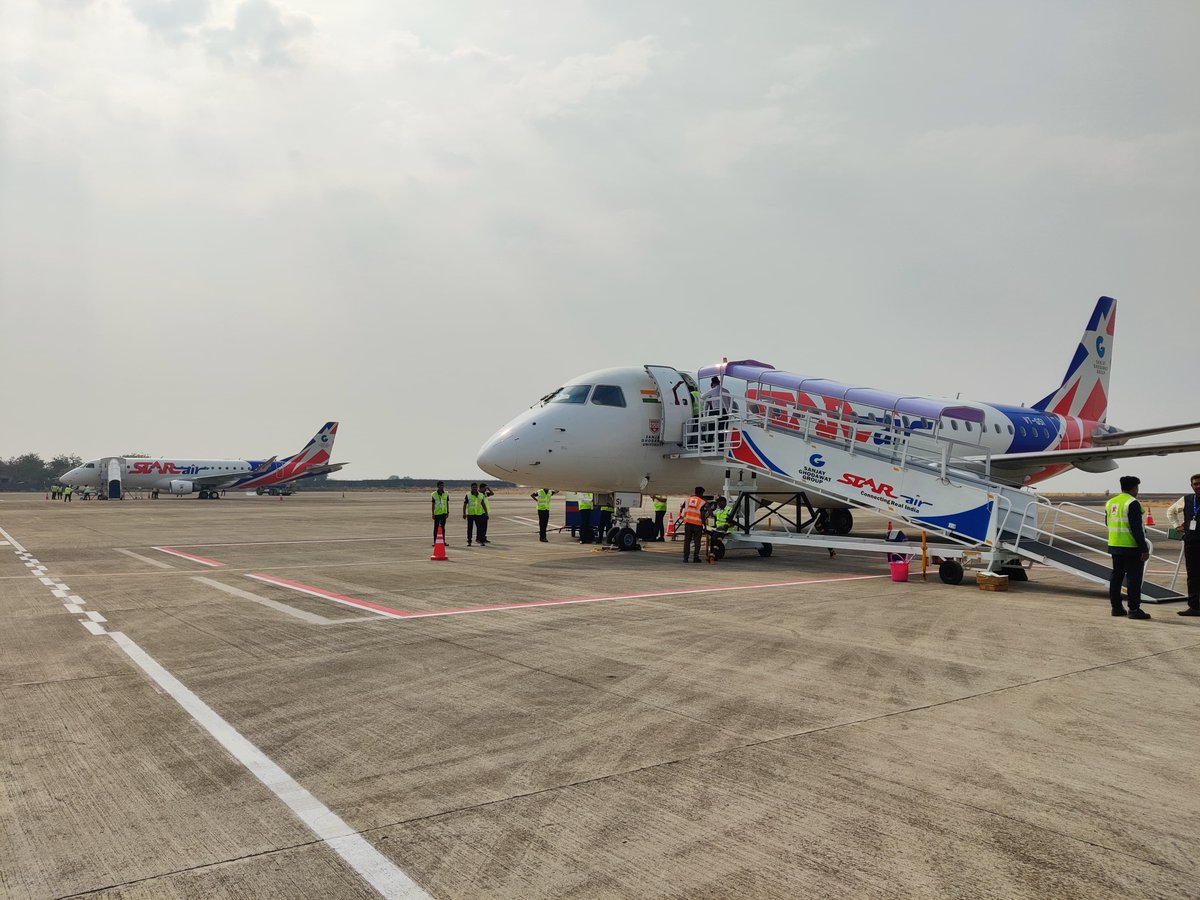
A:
84 463 95 468
590 385 626 408
546 384 592 404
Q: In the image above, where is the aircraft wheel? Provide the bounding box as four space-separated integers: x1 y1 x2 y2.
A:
198 490 210 499
711 539 726 560
939 560 965 585
615 528 638 551
757 543 773 558
606 527 621 546
256 487 265 495
829 509 853 535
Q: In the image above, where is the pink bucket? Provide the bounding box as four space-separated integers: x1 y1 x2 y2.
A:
889 560 910 582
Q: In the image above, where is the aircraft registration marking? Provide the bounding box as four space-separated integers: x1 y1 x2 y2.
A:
245 573 886 621
153 547 226 567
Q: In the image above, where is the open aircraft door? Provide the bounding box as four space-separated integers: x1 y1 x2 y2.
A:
102 457 125 499
645 365 695 447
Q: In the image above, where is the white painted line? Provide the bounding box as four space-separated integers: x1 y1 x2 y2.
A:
153 546 225 567
51 589 68 599
25 562 37 568
192 577 379 626
81 621 107 635
0 540 9 546
115 548 175 569
64 603 84 614
85 610 107 623
0 526 28 553
105 631 429 899
68 595 85 604
38 577 55 586
26 559 39 565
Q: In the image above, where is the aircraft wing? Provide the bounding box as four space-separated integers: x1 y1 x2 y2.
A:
282 462 347 482
965 439 1200 480
1091 421 1200 444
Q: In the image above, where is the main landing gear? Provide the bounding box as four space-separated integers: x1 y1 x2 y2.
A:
198 490 221 500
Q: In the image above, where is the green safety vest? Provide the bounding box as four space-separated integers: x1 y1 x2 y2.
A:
466 492 484 516
714 507 730 528
577 493 593 511
431 491 449 515
653 497 667 512
601 504 613 513
1106 493 1138 548
690 389 700 416
536 489 553 511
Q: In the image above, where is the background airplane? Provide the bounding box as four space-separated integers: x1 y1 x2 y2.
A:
60 422 345 499
476 297 1200 532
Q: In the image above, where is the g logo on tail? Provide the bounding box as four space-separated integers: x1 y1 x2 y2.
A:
1095 336 1106 358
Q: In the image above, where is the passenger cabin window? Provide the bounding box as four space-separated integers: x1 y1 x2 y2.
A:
994 423 1001 433
590 385 626 408
1007 424 1014 434
964 421 972 432
548 384 591 404
950 420 959 430
1019 426 1026 437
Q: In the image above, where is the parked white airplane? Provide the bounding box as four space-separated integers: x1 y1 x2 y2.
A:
59 422 345 499
476 297 1200 532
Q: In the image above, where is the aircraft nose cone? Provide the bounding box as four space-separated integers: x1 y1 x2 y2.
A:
477 429 516 476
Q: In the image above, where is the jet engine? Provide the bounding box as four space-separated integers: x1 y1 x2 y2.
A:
168 480 194 494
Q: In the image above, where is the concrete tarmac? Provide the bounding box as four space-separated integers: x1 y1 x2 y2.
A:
1 491 1197 899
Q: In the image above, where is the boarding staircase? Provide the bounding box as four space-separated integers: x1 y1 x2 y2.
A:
672 392 1185 600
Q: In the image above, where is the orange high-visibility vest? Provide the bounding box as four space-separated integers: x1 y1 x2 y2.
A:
682 495 706 526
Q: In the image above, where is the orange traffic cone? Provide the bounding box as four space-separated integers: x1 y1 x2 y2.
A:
431 526 448 561
666 517 676 539
1145 506 1156 526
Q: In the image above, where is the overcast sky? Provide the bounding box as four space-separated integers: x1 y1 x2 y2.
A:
2 1 1197 490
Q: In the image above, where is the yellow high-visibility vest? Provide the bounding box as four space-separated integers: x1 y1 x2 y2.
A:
536 489 553 511
431 491 449 515
1106 493 1138 548
466 493 485 516
577 493 593 511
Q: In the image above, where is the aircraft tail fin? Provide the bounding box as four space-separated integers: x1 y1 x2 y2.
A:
1032 297 1115 423
287 422 338 470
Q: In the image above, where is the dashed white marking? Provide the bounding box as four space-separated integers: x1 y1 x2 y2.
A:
64 603 84 614
0 540 9 545
38 577 55 586
115 548 174 569
106 631 429 898
192 577 380 625
51 589 68 599
85 610 107 623
0 522 426 899
67 595 84 604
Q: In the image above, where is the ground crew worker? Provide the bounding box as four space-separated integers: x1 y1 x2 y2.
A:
682 486 708 563
431 481 450 546
712 497 731 533
597 494 614 544
463 482 486 546
1107 475 1151 620
652 495 668 541
578 491 594 544
531 488 557 542
63 485 72 502
1166 472 1200 616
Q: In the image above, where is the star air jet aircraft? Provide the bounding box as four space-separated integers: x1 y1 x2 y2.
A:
60 422 345 499
477 297 1200 535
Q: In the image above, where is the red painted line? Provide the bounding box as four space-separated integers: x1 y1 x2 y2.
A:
154 547 225 567
247 572 885 621
245 573 409 618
